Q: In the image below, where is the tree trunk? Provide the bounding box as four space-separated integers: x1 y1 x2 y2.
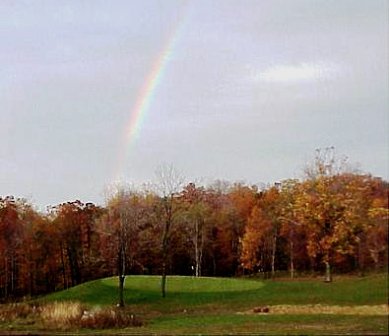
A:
194 219 199 277
324 260 332 282
60 243 67 289
161 198 172 298
271 235 277 279
161 227 169 298
11 254 15 296
29 263 34 297
290 240 294 279
118 274 125 307
194 218 203 277
212 253 217 276
155 166 183 297
309 257 315 275
357 235 365 277
118 242 126 307
4 256 8 298
66 247 75 287
161 261 167 298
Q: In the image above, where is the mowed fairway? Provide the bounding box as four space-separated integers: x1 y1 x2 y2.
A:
3 274 388 335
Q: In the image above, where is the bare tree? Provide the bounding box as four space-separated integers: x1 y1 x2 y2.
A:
154 164 185 297
106 187 143 307
304 146 351 179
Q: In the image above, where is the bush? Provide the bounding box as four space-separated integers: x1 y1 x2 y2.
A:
0 303 35 321
79 307 143 329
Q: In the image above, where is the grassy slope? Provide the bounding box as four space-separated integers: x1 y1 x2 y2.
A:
35 274 388 335
44 274 387 307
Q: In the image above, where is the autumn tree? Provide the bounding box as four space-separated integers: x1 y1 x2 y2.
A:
132 192 163 275
294 148 367 281
218 184 258 275
52 200 103 288
278 179 308 278
0 197 55 298
181 183 210 277
0 197 25 298
18 205 57 295
365 178 389 271
0 151 387 299
240 205 273 275
260 186 283 278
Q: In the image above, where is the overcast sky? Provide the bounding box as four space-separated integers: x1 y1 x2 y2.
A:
1 0 388 208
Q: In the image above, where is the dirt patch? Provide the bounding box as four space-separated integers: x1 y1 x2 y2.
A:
238 304 388 315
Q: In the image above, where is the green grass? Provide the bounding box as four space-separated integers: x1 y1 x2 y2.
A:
44 273 387 308
44 276 266 308
149 314 389 335
2 274 388 335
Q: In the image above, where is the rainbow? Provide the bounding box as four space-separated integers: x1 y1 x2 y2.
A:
112 10 189 182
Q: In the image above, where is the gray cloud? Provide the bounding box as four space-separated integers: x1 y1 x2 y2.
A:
1 0 387 208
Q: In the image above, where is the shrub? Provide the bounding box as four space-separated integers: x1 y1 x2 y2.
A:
0 303 35 321
79 307 143 329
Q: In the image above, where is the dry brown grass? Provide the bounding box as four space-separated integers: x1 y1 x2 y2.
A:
0 303 36 322
239 304 389 315
40 301 83 328
38 301 142 329
79 307 143 329
0 301 143 330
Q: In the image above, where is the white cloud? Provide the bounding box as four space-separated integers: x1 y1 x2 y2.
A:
257 62 339 83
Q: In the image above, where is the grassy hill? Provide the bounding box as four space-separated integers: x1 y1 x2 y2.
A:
1 274 388 335
44 274 387 307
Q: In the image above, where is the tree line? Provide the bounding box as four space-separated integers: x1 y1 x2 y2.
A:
0 155 388 300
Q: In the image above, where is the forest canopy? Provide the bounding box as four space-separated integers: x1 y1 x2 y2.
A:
1 155 388 299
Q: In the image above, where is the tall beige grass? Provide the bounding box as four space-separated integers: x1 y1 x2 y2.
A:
40 301 83 327
1 301 142 329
